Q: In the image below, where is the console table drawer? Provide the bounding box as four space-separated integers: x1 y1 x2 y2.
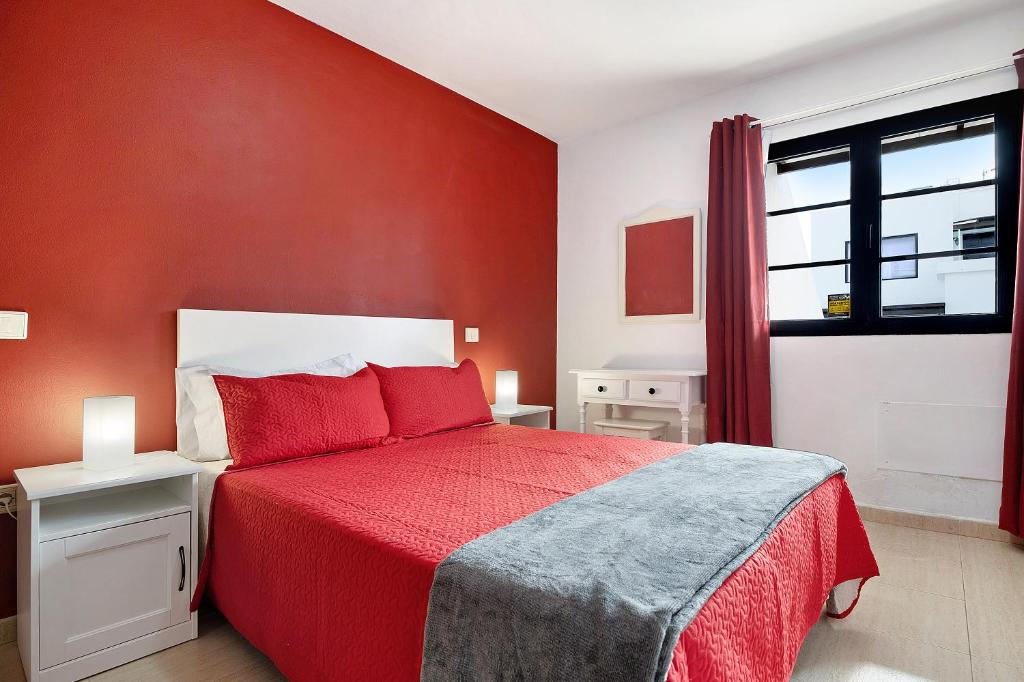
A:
580 378 626 399
628 380 682 403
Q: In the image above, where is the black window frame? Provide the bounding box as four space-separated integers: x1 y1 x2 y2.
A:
767 90 1023 336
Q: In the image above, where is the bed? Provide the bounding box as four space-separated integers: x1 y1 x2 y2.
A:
178 309 878 682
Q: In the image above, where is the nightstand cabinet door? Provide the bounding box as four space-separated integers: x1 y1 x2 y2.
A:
38 513 192 669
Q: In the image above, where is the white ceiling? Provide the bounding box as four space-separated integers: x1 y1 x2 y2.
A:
271 0 1018 141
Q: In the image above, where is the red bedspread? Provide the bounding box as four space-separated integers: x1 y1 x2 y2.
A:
194 425 877 681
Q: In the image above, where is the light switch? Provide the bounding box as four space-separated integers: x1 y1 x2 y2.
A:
465 327 479 343
0 312 27 340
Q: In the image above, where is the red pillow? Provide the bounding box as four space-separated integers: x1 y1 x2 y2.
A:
214 368 390 469
368 359 493 438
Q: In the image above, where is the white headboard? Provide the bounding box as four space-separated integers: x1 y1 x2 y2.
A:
176 308 454 370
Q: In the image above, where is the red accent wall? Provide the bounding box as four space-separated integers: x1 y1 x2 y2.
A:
0 2 556 617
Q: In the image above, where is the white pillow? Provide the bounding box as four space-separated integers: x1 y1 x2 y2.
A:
175 353 364 461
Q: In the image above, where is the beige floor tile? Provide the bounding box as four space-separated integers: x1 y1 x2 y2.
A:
0 617 15 647
0 612 283 682
830 579 969 654
0 641 25 682
863 521 962 563
89 611 283 681
972 658 1024 682
872 545 964 600
792 616 972 681
961 536 1024 668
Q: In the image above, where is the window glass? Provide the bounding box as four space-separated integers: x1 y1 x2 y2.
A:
768 206 848 268
881 117 995 195
881 253 995 317
766 148 850 213
768 265 849 321
881 185 994 247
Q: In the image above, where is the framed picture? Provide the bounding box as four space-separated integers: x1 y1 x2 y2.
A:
619 205 702 323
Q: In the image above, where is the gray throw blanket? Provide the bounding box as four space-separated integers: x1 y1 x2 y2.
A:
421 442 845 682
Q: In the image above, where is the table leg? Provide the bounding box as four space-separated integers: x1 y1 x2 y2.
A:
680 407 690 444
579 403 587 434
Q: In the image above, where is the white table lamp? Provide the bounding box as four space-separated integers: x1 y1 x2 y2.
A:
494 370 519 413
83 396 136 470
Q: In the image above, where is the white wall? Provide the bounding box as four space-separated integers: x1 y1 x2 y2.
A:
557 6 1023 521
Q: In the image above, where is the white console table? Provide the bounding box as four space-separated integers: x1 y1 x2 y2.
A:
569 368 707 443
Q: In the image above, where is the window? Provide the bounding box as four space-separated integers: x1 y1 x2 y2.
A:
766 91 1023 335
846 234 918 283
954 216 995 259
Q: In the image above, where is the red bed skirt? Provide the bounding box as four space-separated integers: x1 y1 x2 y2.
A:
667 475 876 681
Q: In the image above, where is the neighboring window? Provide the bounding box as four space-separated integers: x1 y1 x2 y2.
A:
766 91 1023 335
954 216 996 259
846 234 918 283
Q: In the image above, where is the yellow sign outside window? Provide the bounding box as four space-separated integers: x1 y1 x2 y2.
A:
827 293 850 317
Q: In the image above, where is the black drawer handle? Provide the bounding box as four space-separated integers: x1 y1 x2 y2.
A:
178 546 186 592
648 387 656 395
597 385 606 393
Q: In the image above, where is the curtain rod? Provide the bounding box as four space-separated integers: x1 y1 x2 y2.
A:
752 54 1021 130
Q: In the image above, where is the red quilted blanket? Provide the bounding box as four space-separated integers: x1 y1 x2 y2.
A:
193 425 877 681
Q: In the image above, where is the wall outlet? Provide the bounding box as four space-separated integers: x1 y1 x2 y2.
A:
0 311 28 340
0 483 16 514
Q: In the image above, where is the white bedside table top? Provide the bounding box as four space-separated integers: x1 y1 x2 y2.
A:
491 404 553 418
14 451 201 501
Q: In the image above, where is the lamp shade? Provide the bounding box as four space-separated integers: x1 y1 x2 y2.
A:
494 370 518 412
83 396 135 471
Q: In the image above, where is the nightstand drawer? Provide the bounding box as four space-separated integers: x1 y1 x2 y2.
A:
627 380 682 403
39 513 191 669
580 378 626 399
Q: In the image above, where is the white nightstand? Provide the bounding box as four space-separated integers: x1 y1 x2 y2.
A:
490 405 552 429
15 452 201 682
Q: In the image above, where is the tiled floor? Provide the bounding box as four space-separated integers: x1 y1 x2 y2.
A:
792 521 1024 681
1 520 1021 681
0 610 284 682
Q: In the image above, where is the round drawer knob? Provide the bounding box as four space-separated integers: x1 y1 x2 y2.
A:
648 387 656 395
597 385 606 392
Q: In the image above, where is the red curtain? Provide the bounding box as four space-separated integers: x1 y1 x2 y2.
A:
705 115 773 446
999 50 1024 537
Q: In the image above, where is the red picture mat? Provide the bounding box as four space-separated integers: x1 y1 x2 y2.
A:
624 216 695 316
